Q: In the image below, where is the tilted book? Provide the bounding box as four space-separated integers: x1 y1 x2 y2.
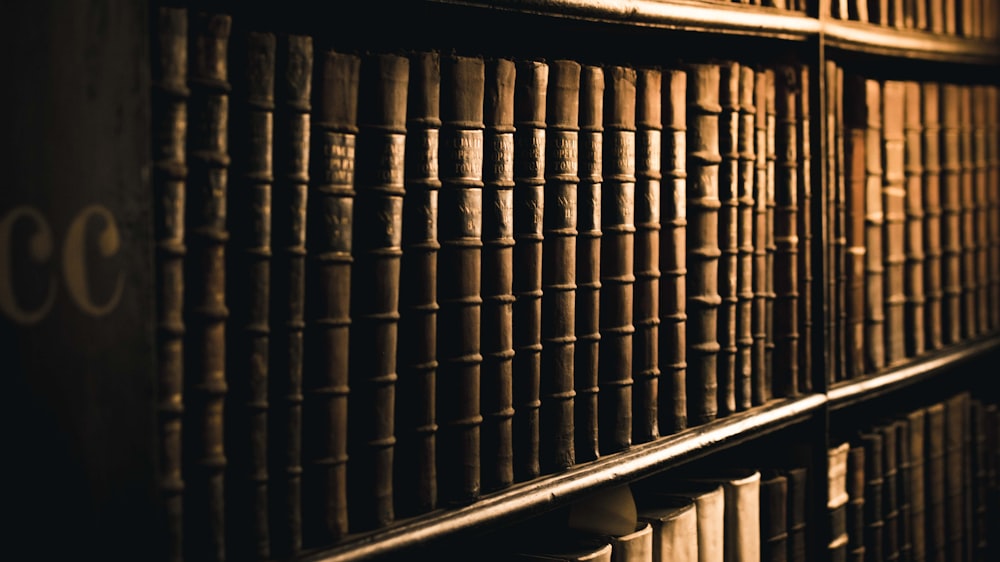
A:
828 442 851 562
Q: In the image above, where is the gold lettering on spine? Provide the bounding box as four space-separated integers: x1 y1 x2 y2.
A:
63 204 125 317
416 130 440 180
322 131 355 185
515 129 546 180
0 206 56 324
547 130 579 177
608 129 636 179
442 130 484 181
373 133 406 186
487 132 514 184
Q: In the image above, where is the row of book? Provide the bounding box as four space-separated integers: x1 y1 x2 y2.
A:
153 7 818 562
828 0 1000 38
824 61 1000 383
826 392 1000 562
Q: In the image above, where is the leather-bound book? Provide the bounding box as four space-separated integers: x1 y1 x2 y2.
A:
987 86 1000 331
958 86 977 339
643 480 725 562
921 82 944 350
396 50 442 514
902 81 926 357
795 65 812 394
760 472 789 562
717 62 740 416
906 409 927 562
736 65 756 409
971 86 990 334
847 445 867 562
939 84 962 345
688 469 763 562
943 0 956 33
227 27 275 561
437 54 486 505
184 13 232 561
151 8 188 560
881 81 906 366
686 62 722 426
638 497 698 562
659 68 689 433
764 68 777 398
860 431 885 562
599 64 637 452
894 419 913 562
752 67 770 404
944 394 969 562
878 423 900 562
773 66 799 398
302 46 355 550
576 65 604 460
481 57 516 491
863 78 886 372
827 61 847 384
541 59 581 471
970 400 989 561
347 52 409 531
784 467 808 562
843 73 867 378
928 0 944 33
633 67 661 441
828 442 851 562
926 402 947 562
513 60 548 479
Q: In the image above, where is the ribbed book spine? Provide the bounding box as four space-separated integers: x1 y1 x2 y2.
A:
437 54 485 505
151 8 188 561
903 81 925 357
764 68 777 395
835 65 848 382
940 84 962 344
303 48 356 548
575 65 604 460
717 62 740 416
861 431 885 562
971 86 990 334
227 28 275 561
761 472 789 562
895 419 913 562
633 67 662 441
184 14 231 561
847 445 867 562
271 36 313 551
481 57 516 491
785 467 808 562
921 82 944 350
736 65 755 409
844 74 867 378
907 409 927 562
348 52 408 531
660 68 688 434
879 423 900 562
959 86 977 338
988 86 1000 331
753 68 770 404
396 49 440 516
971 400 989 561
829 443 851 562
881 81 906 366
513 60 547 480
599 64 636 452
863 79 886 372
686 63 722 426
773 66 799 398
795 65 812 394
926 403 947 562
541 59 580 471
944 394 968 562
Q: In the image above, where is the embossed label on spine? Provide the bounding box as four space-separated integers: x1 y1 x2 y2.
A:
404 189 438 243
638 129 661 174
580 132 603 181
440 187 483 239
516 186 544 235
406 128 439 181
547 183 578 230
637 178 660 224
484 187 514 239
320 131 355 186
248 112 274 177
364 196 404 248
441 129 484 182
359 133 406 186
607 130 636 178
324 196 353 253
547 130 579 178
485 132 514 183
578 184 601 232
605 183 635 226
285 115 310 178
515 129 546 180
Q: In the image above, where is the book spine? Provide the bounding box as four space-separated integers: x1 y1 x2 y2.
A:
151 8 188 561
513 60 547 480
926 403 947 562
576 65 604 459
396 49 440 516
633 67 662 441
971 400 989 560
302 48 355 548
773 66 799 398
895 419 913 562
944 394 968 562
844 74 867 378
753 68 770 404
989 86 1000 331
940 84 962 345
921 82 943 350
861 431 885 562
959 86 977 339
660 68 688 434
880 423 900 562
348 52 408 531
269 35 313 552
903 81 926 357
761 473 789 562
908 409 927 562
972 86 990 335
541 59 580 471
929 0 944 32
829 443 851 562
736 65 755 409
686 63 722 426
786 467 808 562
881 80 906 366
835 66 848 383
864 79 886 372
796 65 812 395
717 62 740 416
437 54 485 505
764 69 777 396
600 64 637 452
481 57 516 491
847 445 867 562
227 28 275 561
185 13 231 561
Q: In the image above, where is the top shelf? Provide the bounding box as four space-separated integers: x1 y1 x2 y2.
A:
823 19 1000 63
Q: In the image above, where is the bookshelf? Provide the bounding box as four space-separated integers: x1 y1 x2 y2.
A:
3 0 999 561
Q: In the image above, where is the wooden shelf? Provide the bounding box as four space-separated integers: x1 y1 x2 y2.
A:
823 19 1000 63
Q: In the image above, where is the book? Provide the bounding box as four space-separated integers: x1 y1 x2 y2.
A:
763 68 777 397
928 0 944 33
638 497 698 562
686 62 722 426
970 400 989 561
151 8 188 561
600 64 637 452
906 409 927 562
926 402 947 562
827 61 847 384
958 85 977 339
752 67 770 403
436 53 485 505
902 81 926 357
881 80 906 367
878 422 900 562
921 82 944 350
609 522 654 562
940 84 962 345
784 467 808 562
576 65 604 460
988 86 1000 331
302 45 354 550
843 73 867 379
226 27 275 561
860 431 885 562
396 50 442 514
541 59 581 472
847 445 867 562
513 60 548 479
717 62 740 416
688 469 762 562
760 472 789 562
828 442 851 562
944 394 968 562
773 65 799 398
861 78 887 372
633 67 662 441
894 419 913 562
736 64 756 409
795 65 812 395
347 51 409 531
184 13 232 560
481 56 516 492
643 481 725 562
971 85 990 334
660 68 689 433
